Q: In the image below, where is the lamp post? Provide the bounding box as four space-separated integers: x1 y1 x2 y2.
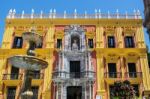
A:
8 32 48 99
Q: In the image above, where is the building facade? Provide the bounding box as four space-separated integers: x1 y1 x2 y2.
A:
0 9 150 99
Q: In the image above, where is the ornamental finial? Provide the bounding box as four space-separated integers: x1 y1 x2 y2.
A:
74 9 77 13
31 9 34 14
125 11 128 19
108 11 110 19
21 10 24 19
7 9 13 18
31 9 34 19
84 10 87 18
98 9 101 18
64 10 66 19
116 9 119 19
40 10 43 18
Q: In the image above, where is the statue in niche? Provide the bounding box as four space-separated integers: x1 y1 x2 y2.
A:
72 39 78 51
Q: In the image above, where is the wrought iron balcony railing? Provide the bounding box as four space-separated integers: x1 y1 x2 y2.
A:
32 73 44 79
52 71 95 79
3 73 23 80
7 93 16 99
32 94 38 99
125 72 142 78
104 72 122 78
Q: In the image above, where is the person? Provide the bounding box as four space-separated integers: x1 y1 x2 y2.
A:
72 39 78 50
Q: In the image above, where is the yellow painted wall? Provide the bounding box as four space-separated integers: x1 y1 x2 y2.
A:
0 18 149 99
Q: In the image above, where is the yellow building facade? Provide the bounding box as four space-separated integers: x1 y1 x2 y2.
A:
0 10 150 99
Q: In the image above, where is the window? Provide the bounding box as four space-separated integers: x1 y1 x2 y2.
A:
128 63 137 78
88 39 94 48
70 61 80 78
11 66 19 79
32 86 39 99
32 71 40 79
108 36 115 48
57 39 62 48
125 36 134 48
7 87 16 99
36 40 43 48
108 63 117 78
109 85 114 99
132 84 139 97
12 37 23 48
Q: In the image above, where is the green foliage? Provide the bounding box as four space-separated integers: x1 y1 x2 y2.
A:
110 80 136 98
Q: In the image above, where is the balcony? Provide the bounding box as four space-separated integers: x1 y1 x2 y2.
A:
104 72 122 78
32 73 44 79
2 74 23 86
7 93 16 99
52 71 95 82
125 72 142 78
125 72 142 83
104 72 122 84
31 73 44 86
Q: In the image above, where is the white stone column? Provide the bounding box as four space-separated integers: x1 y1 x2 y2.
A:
85 83 87 99
56 84 59 99
89 84 92 99
88 52 92 71
61 84 63 99
82 33 86 51
53 84 56 99
58 53 61 77
62 52 65 70
85 53 87 71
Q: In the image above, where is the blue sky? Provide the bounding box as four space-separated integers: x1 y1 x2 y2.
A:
0 0 149 48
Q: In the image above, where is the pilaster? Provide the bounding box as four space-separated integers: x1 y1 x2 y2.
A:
1 27 14 49
116 27 123 48
139 55 150 90
136 27 146 48
96 26 104 48
96 54 105 98
45 25 55 48
43 55 53 99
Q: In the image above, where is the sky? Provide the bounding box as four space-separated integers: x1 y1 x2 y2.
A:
0 0 149 48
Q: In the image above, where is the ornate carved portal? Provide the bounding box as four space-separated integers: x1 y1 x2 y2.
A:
53 25 95 99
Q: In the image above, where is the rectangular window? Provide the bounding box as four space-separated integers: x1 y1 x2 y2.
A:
57 39 62 48
36 38 43 48
11 66 19 79
88 39 94 48
109 85 114 99
32 71 40 79
7 87 16 99
70 61 80 78
128 63 137 78
125 36 134 48
132 84 139 97
108 63 117 78
32 86 39 99
108 36 115 48
12 37 23 48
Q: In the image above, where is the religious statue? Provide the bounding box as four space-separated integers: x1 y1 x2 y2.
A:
72 39 78 51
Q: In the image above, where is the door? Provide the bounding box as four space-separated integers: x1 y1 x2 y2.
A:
67 86 82 99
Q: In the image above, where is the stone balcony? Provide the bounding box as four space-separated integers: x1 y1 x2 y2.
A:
52 71 95 83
